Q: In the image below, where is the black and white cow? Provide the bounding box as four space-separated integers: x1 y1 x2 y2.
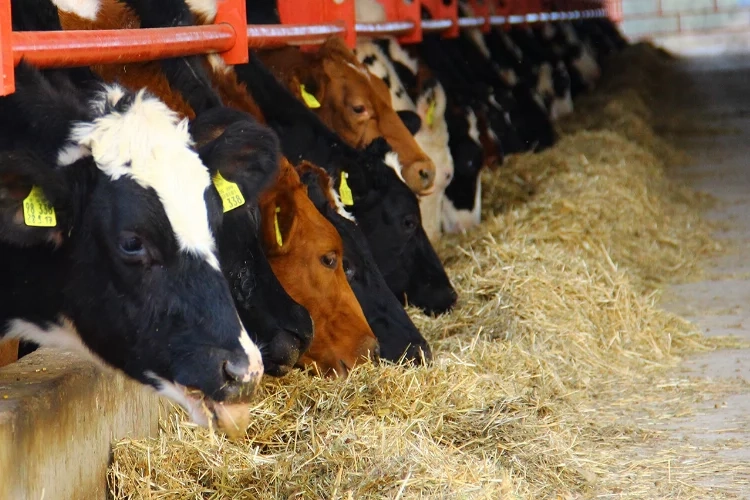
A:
0 63 273 430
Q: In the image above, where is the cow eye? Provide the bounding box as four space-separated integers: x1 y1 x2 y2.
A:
320 251 338 269
403 215 418 232
118 232 148 263
352 104 366 114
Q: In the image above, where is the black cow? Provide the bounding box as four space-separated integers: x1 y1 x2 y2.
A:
298 163 432 363
0 63 274 429
234 54 458 317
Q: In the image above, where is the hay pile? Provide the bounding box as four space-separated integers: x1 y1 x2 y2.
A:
108 44 731 498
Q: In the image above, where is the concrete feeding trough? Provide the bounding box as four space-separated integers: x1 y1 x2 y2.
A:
0 348 162 500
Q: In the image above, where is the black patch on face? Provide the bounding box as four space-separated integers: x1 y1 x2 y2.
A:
444 107 484 212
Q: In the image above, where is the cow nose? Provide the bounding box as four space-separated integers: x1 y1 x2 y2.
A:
223 358 250 382
414 160 436 191
371 343 381 361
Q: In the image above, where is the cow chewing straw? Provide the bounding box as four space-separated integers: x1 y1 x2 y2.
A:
107 43 743 499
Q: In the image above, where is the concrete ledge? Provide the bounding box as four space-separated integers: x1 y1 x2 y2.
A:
0 348 162 500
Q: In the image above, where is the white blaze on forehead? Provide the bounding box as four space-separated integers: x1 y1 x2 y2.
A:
51 0 101 20
329 184 357 222
185 0 218 22
383 151 406 183
500 67 519 87
536 62 554 99
70 86 220 270
386 38 418 74
459 3 492 60
466 109 481 145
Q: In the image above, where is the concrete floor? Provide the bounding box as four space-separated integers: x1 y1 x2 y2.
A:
659 54 750 496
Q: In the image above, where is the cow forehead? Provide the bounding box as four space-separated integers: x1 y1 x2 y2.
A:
70 86 219 270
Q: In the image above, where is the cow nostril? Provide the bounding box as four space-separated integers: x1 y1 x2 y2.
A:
223 359 249 383
371 344 381 361
419 168 431 181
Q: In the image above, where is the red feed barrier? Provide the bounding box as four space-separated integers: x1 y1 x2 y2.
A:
0 0 612 95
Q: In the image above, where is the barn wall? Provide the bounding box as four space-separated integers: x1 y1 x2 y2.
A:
618 0 750 54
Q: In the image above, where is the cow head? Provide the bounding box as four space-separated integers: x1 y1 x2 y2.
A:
0 65 266 433
298 162 432 365
348 139 457 316
258 38 437 196
188 107 314 378
259 158 378 377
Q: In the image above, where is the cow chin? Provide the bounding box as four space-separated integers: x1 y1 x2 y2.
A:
146 374 254 437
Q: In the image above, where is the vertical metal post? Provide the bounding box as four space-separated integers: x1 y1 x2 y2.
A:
380 0 423 44
0 0 13 95
215 0 248 64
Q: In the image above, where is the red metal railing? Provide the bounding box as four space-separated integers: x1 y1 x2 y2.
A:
0 0 613 96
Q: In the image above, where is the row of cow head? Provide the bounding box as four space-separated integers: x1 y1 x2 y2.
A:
1 0 627 435
0 0 464 434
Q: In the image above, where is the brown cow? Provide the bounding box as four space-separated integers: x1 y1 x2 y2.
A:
260 160 378 376
58 1 379 377
254 38 438 197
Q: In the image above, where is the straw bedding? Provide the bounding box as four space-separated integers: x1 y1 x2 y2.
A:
108 44 738 498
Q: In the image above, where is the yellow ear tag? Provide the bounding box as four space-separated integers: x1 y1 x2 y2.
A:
274 206 283 247
339 171 354 206
425 99 436 127
300 84 321 109
212 172 245 213
23 186 57 227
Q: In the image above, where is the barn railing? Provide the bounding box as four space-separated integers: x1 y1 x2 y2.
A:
0 0 619 95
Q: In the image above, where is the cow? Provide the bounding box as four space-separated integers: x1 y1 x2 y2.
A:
0 62 271 433
297 162 432 363
354 39 454 243
259 157 379 376
234 55 458 316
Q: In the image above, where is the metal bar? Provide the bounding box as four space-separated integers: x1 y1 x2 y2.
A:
457 16 486 28
13 24 235 68
421 19 455 32
355 21 416 37
246 23 346 48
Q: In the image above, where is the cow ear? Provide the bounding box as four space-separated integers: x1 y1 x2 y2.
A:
261 192 297 256
195 118 281 203
397 110 422 136
0 150 71 247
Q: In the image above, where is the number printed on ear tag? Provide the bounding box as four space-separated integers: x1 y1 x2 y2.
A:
274 206 283 247
212 172 245 213
300 84 321 109
23 186 57 227
339 171 354 206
